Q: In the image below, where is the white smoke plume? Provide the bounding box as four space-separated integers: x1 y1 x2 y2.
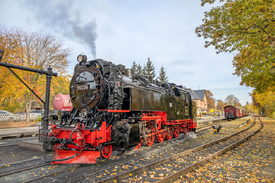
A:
25 0 97 58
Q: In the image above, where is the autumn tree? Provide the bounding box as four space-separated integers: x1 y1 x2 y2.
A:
0 27 25 111
196 0 275 92
243 103 257 115
251 89 262 112
224 94 241 107
205 90 216 109
143 57 156 78
0 26 71 121
158 65 168 83
252 89 275 118
216 100 225 111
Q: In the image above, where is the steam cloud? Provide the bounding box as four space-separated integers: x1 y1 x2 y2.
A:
26 0 97 58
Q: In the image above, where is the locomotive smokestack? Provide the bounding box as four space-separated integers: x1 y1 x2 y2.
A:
25 0 98 58
125 69 134 78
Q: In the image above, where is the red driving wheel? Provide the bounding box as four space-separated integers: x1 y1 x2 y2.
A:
146 127 155 146
100 145 113 159
157 132 165 143
166 127 173 140
173 127 180 138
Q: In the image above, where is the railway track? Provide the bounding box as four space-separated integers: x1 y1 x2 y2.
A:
94 117 261 183
0 156 76 183
0 117 253 183
158 117 263 183
57 117 255 182
0 130 195 182
0 158 47 177
62 117 254 182
0 136 37 148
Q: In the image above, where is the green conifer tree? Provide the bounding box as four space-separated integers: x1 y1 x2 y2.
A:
136 63 143 75
131 61 137 73
158 65 168 83
143 57 156 78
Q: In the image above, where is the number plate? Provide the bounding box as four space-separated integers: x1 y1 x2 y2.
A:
77 84 89 91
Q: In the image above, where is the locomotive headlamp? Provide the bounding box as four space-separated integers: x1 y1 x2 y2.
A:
0 48 4 62
77 54 87 62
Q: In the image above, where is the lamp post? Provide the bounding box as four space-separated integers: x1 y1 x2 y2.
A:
0 48 4 62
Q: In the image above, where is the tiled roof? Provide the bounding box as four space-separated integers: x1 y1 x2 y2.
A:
190 89 206 100
189 90 199 100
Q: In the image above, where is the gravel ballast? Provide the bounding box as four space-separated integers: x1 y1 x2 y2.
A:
175 117 275 183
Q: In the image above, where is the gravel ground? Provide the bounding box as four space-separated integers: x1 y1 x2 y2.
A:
0 145 43 165
175 117 275 183
78 117 252 182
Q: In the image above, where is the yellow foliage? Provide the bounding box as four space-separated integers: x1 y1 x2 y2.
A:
0 25 71 117
253 89 275 118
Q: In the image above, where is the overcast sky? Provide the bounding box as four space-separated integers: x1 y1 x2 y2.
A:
0 0 253 105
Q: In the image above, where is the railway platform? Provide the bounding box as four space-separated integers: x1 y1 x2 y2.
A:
0 127 38 140
197 116 225 126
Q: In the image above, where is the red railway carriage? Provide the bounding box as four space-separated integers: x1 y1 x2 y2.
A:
238 108 249 117
236 107 240 117
224 105 236 120
224 105 249 120
242 110 249 116
239 108 244 117
44 55 197 164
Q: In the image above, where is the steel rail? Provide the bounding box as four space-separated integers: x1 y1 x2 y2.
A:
91 117 255 182
0 143 20 147
64 129 208 182
9 128 194 183
20 165 80 183
0 162 49 177
26 118 252 183
0 137 38 147
63 117 252 183
157 117 263 183
0 157 42 168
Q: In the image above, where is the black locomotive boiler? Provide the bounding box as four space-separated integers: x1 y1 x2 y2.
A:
44 55 197 164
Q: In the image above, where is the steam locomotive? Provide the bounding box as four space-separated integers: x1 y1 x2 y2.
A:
44 55 197 164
